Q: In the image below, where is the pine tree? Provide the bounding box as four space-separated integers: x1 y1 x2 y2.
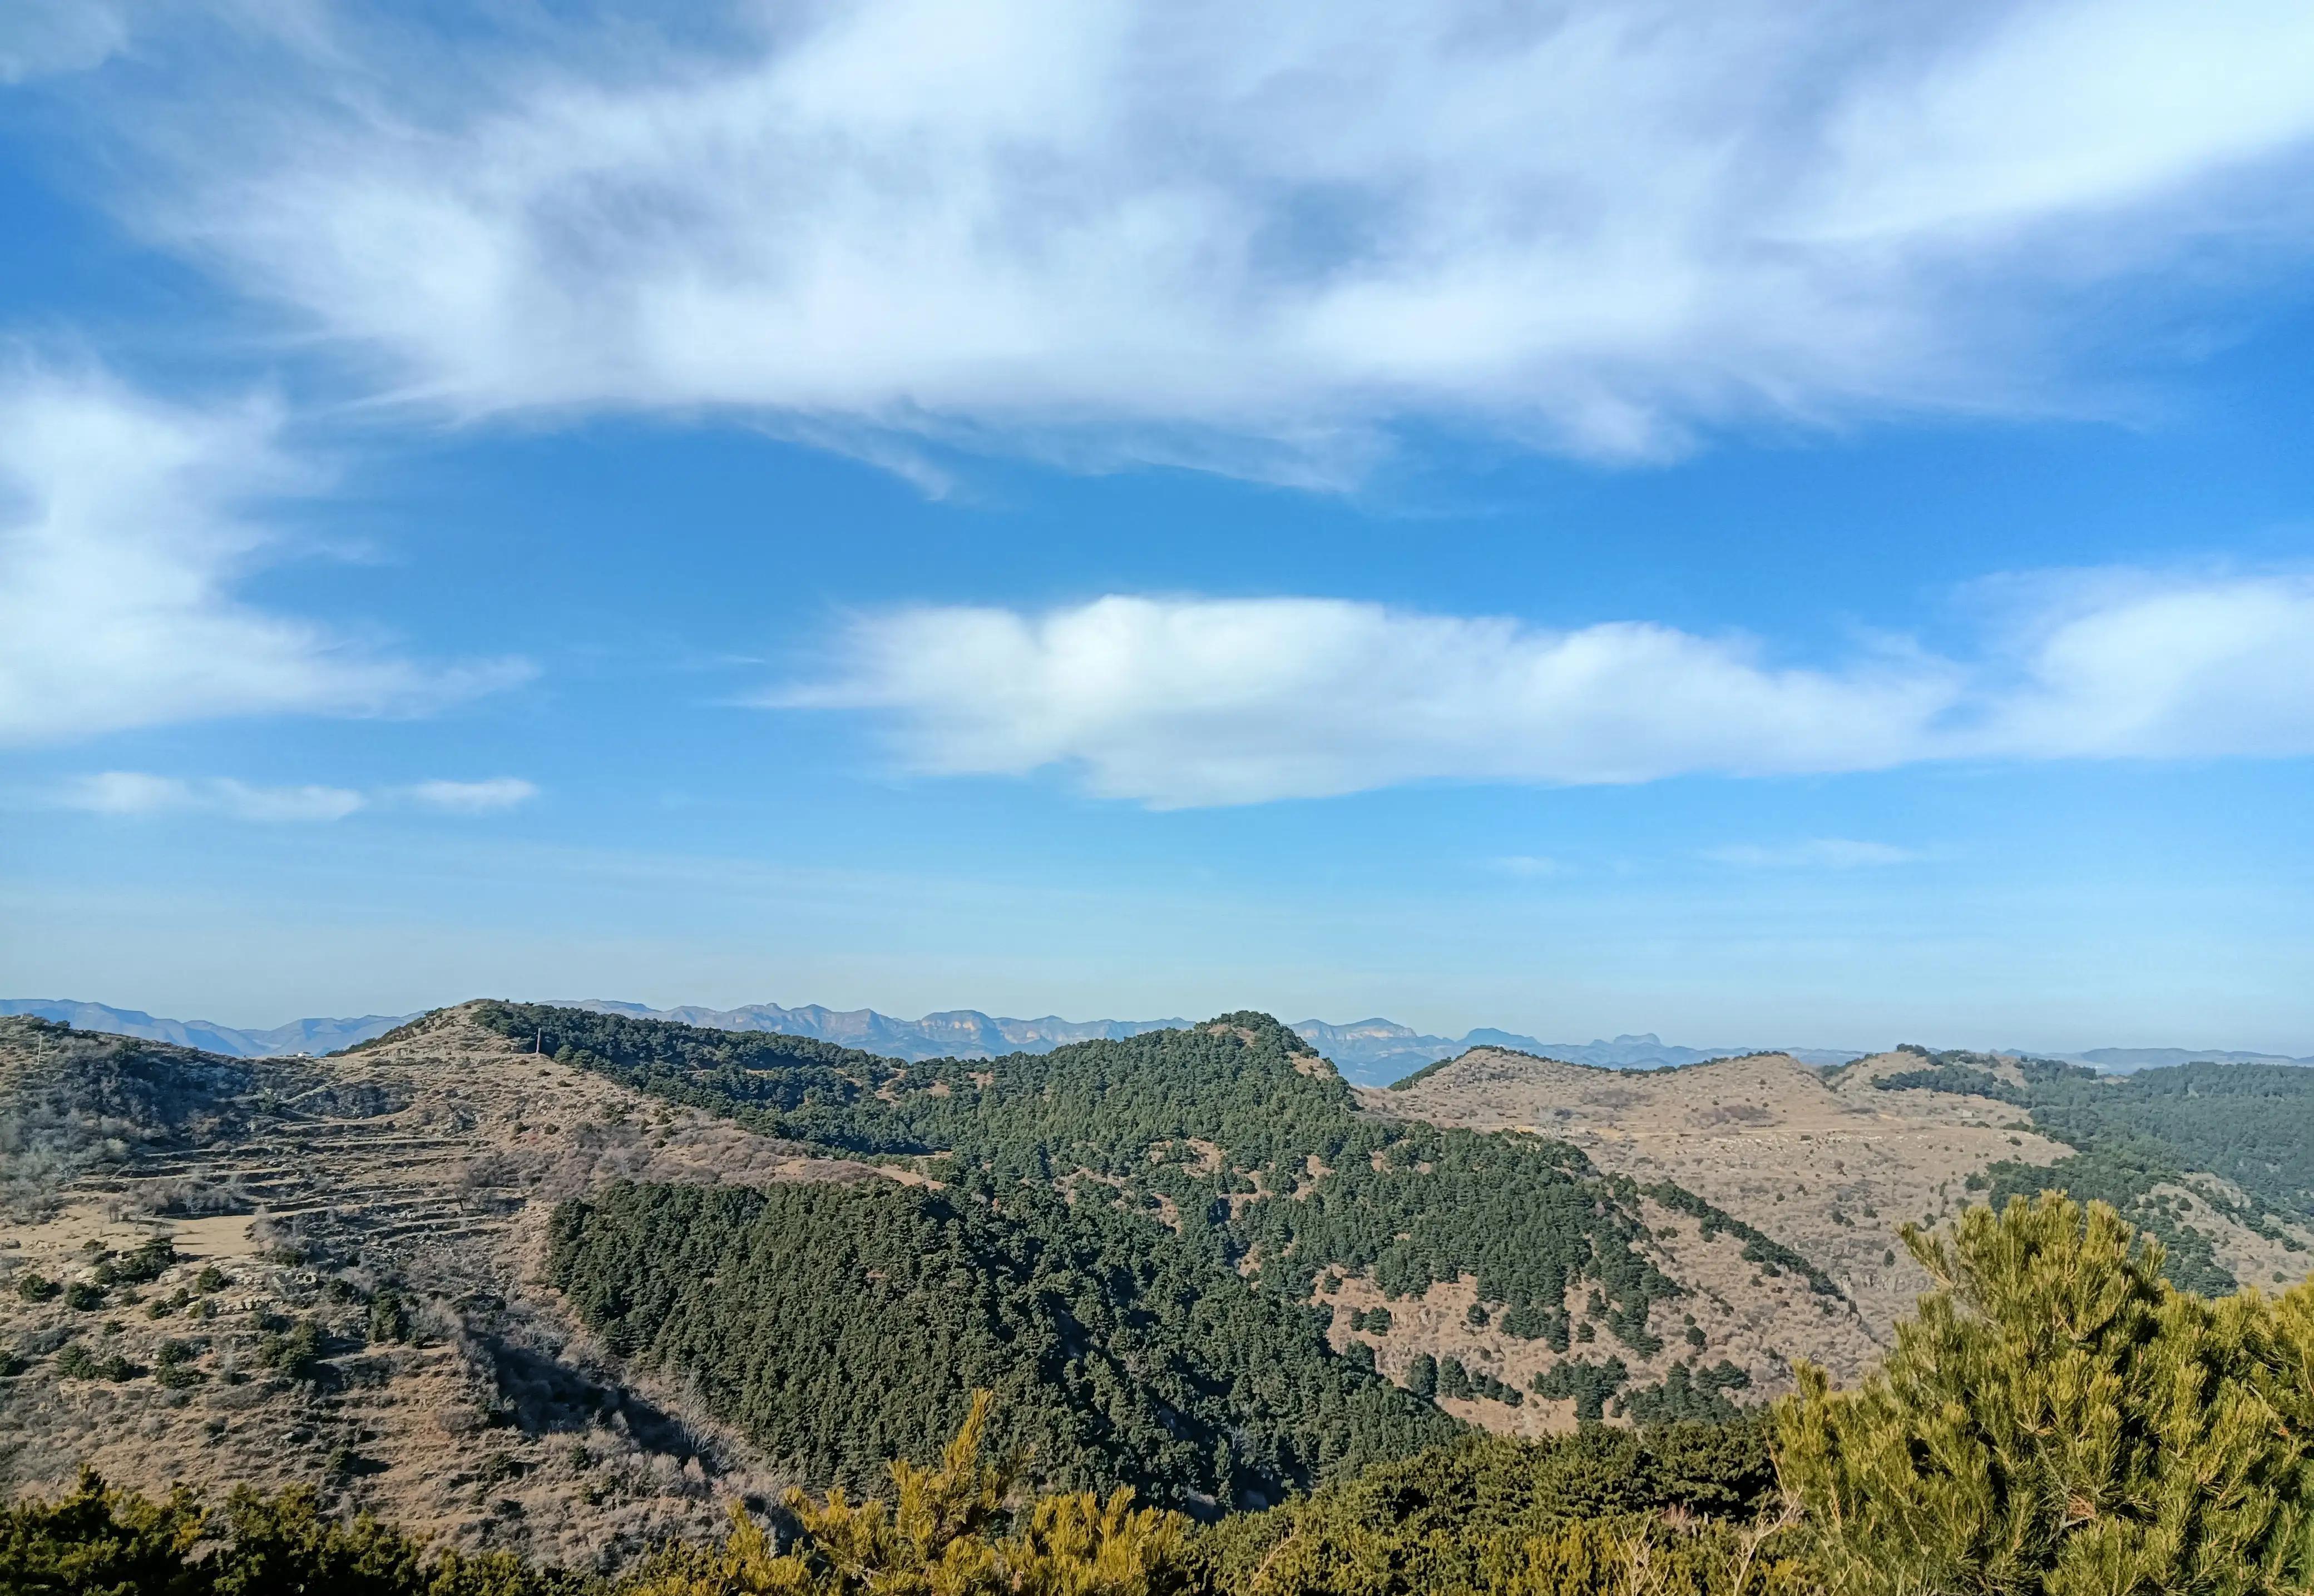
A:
1777 1192 2314 1595
624 1391 1187 1595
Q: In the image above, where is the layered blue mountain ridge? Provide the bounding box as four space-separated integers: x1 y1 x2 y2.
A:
7 998 2303 1084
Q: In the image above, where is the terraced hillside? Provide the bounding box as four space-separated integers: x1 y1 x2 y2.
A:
0 1009 871 1569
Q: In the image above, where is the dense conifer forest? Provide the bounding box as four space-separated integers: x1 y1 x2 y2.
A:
543 1178 1456 1508
474 1001 1834 1364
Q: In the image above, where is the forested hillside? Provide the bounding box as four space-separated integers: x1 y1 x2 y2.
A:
1871 1049 2314 1293
21 1197 2314 1595
546 1178 1455 1509
476 1002 1836 1370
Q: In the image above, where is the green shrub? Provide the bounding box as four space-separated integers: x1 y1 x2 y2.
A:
621 1392 1184 1596
0 1470 592 1594
254 1318 326 1382
154 1339 205 1389
1186 1419 1786 1594
111 1237 179 1285
1780 1193 2314 1595
0 1470 207 1595
1531 1357 1629 1422
366 1287 412 1344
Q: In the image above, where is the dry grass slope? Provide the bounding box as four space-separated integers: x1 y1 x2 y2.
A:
0 1006 886 1571
1371 1045 2311 1349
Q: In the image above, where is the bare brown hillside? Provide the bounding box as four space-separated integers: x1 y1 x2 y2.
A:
1367 1047 2074 1340
0 1007 883 1570
1317 1181 1885 1433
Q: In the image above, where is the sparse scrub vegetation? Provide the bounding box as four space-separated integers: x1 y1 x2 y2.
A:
253 1317 327 1382
1875 1048 2314 1292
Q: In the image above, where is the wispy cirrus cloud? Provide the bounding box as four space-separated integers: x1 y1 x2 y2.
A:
1704 840 1921 870
0 362 531 746
779 572 2314 807
47 771 541 822
42 0 2314 477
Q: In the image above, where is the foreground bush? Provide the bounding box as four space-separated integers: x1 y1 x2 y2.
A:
1779 1192 2314 1595
0 1470 585 1595
1223 1509 1811 1596
14 1194 2314 1595
626 1391 1187 1595
1184 1419 1798 1595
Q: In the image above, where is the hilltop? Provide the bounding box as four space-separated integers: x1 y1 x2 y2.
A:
15 996 2302 1080
470 1002 1883 1417
0 1007 879 1567
1376 1043 2314 1336
9 997 1863 1077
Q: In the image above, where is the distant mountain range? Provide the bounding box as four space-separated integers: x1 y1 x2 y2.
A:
0 999 417 1059
557 999 1190 1059
1281 1019 1872 1082
2065 1047 2314 1074
9 997 2308 1084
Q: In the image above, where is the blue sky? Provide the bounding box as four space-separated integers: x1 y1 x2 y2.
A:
3 1 2312 1052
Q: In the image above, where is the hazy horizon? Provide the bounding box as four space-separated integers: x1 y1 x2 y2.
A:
9 991 2307 1068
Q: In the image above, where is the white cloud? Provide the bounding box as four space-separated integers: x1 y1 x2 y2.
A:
1492 855 1563 879
1705 840 1921 870
50 771 541 821
783 594 1959 805
781 574 2314 806
1809 0 2314 241
0 363 531 745
1977 576 2314 760
78 0 2314 474
56 772 366 822
402 777 538 813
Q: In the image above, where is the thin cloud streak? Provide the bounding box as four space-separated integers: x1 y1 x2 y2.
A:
404 777 539 814
1705 840 1921 870
64 0 2314 477
782 574 2314 807
56 773 365 822
46 772 540 822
